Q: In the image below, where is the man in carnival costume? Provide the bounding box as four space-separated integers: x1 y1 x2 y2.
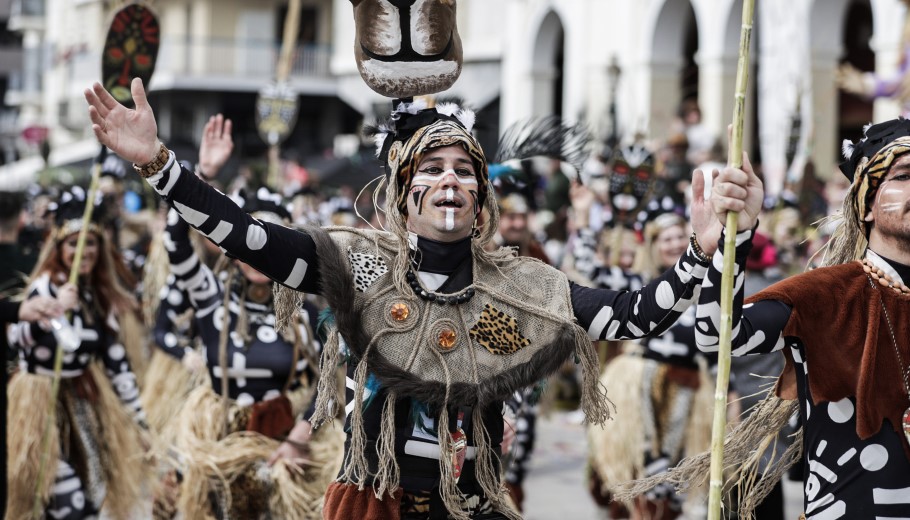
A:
623 119 910 518
85 77 757 519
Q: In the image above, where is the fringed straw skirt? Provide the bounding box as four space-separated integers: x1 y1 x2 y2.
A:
6 364 146 520
587 347 713 502
163 384 344 520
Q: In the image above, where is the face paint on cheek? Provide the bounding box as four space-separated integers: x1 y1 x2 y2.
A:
877 188 906 213
469 190 478 215
446 208 455 230
410 185 430 215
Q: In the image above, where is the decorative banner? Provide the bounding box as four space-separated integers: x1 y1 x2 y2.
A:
102 4 160 107
256 81 299 146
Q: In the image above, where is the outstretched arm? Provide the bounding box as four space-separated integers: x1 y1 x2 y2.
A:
571 155 764 340
85 79 323 294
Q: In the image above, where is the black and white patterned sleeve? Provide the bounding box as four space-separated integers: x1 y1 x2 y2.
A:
694 228 793 355
145 154 321 294
571 242 709 340
163 207 223 316
153 275 194 360
100 314 145 422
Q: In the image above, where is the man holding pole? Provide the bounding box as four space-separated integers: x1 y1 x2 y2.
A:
678 119 910 518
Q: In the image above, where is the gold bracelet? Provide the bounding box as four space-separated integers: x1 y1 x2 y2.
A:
689 233 713 263
132 142 170 178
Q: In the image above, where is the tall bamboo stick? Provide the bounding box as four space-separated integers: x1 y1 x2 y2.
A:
268 0 302 188
707 1 755 519
33 146 107 516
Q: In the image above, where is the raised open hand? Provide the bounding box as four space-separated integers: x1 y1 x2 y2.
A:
198 114 234 179
84 78 160 165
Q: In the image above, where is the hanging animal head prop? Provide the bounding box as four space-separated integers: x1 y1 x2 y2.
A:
351 0 463 97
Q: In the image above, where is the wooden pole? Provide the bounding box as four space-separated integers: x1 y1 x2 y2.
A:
33 146 106 516
707 1 755 519
268 0 302 188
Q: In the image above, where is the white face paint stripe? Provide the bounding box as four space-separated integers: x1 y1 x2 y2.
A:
446 188 454 201
411 173 478 185
446 208 455 230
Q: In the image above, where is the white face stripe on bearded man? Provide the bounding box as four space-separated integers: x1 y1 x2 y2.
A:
446 208 455 230
411 171 479 186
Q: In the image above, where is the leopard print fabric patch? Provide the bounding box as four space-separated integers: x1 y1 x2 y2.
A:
348 250 389 292
469 303 531 355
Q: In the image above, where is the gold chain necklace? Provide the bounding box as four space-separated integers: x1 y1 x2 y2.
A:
862 261 910 445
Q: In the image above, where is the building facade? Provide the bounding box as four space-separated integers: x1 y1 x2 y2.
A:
2 0 907 196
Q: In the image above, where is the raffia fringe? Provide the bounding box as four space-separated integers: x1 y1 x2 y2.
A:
141 350 202 435
166 387 344 519
274 284 306 334
373 392 400 499
575 326 615 425
472 407 522 520
6 373 59 519
8 366 147 519
85 363 147 519
308 326 342 429
612 392 800 516
588 352 647 488
119 309 149 385
340 347 372 489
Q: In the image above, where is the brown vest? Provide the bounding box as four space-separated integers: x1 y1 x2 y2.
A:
747 261 910 454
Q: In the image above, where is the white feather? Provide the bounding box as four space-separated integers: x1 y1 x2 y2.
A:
841 139 855 160
435 102 458 117
374 132 389 157
862 122 873 135
455 108 476 132
393 98 428 116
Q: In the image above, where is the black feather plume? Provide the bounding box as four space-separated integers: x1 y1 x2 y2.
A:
493 116 592 174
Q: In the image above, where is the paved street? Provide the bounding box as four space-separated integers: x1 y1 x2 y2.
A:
522 411 805 519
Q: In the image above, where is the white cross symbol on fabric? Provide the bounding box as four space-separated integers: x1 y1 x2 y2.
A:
647 332 688 358
72 315 99 343
211 352 272 388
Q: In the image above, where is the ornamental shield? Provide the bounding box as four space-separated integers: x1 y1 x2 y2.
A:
256 82 300 146
102 4 160 108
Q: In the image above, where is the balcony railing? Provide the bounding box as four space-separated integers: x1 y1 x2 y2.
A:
156 38 331 80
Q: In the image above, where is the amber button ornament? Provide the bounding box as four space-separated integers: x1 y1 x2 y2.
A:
437 329 457 349
390 302 410 321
